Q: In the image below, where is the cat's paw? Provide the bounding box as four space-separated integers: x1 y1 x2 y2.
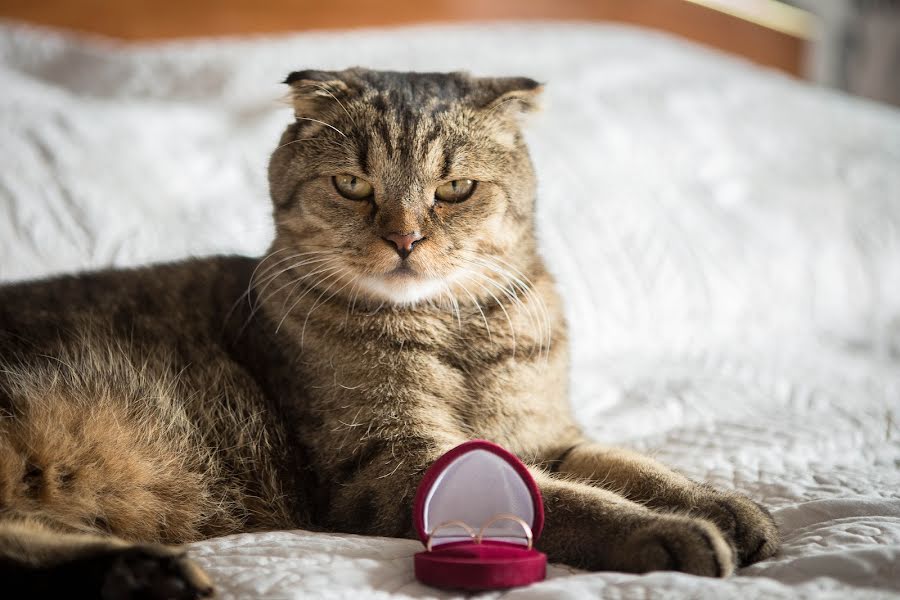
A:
101 544 214 600
694 488 780 566
618 516 735 577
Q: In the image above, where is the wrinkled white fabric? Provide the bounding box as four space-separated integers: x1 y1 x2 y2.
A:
1 20 899 599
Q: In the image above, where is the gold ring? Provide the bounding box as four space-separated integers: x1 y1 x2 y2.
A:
476 513 533 550
426 520 477 552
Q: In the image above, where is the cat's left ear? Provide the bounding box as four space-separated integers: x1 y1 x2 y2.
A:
476 76 544 117
282 69 355 118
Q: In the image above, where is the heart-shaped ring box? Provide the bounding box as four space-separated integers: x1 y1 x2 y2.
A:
412 440 546 590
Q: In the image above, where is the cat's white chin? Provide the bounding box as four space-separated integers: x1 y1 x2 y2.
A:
357 273 453 306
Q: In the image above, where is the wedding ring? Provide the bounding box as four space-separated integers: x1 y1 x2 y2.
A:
426 520 477 552
476 513 533 550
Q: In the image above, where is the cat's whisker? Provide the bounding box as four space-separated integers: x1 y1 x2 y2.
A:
412 262 447 314
482 254 553 353
457 258 531 321
222 247 292 329
273 269 341 335
251 254 331 296
343 280 359 327
295 116 348 138
348 278 365 321
480 266 547 363
477 270 538 356
482 95 524 120
247 247 293 292
478 265 544 360
456 276 492 346
253 255 342 311
274 265 347 335
304 82 358 129
298 270 356 344
255 248 339 274
458 252 552 361
421 265 461 322
440 283 463 331
238 258 343 337
271 260 345 318
458 271 539 356
457 255 544 359
363 300 386 316
271 258 343 307
250 250 338 294
249 260 339 329
275 136 319 151
459 268 518 358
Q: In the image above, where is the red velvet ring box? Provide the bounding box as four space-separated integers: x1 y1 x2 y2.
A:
413 440 547 590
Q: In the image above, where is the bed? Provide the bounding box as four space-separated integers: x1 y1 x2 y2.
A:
1 20 899 599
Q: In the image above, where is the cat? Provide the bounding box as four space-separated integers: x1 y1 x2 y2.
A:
0 68 778 598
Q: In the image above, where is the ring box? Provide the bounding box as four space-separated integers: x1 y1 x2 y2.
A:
412 440 547 590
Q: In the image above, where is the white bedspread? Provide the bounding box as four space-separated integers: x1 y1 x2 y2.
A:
1 20 899 599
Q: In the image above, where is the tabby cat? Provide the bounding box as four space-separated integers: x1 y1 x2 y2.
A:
0 69 778 598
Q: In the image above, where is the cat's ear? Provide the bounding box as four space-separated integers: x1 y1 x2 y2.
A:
475 76 544 117
282 69 353 117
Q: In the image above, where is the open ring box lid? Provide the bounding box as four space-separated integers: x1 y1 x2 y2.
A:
413 440 546 590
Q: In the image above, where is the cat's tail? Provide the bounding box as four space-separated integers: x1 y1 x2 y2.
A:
0 516 214 599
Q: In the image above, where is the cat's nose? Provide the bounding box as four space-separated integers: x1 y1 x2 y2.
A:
382 232 423 259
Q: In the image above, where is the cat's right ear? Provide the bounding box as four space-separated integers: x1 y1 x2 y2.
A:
282 70 353 119
475 76 544 117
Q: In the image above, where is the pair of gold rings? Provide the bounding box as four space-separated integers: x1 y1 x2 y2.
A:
426 513 534 552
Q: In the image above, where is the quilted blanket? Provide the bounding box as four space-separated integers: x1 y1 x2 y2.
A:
1 19 899 599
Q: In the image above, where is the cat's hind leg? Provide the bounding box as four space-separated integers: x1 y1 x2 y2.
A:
0 356 228 598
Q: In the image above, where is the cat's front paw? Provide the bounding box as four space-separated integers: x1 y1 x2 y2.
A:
617 515 735 577
694 488 780 566
101 545 214 600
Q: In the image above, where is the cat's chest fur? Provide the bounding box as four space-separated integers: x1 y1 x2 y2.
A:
270 284 575 460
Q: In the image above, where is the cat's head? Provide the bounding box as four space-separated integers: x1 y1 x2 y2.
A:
267 68 542 306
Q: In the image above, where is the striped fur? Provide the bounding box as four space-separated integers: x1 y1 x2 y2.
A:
0 69 777 597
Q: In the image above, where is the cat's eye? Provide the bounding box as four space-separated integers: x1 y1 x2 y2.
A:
333 175 374 200
435 179 476 203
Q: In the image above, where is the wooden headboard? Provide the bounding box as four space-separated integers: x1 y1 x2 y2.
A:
0 0 811 77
